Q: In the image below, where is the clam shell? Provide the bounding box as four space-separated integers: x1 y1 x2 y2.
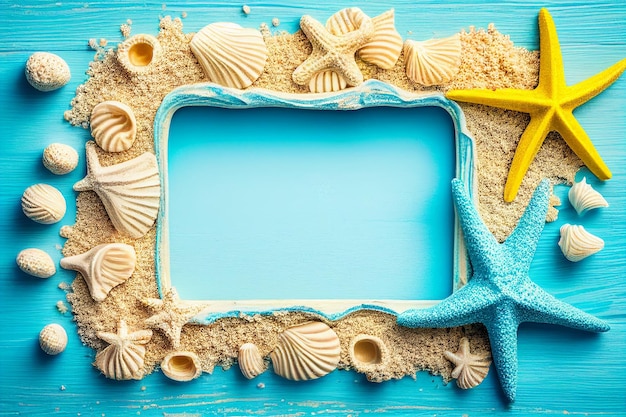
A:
21 183 66 224
43 143 79 175
90 101 137 153
558 224 604 262
568 177 609 216
238 343 266 379
349 334 387 373
117 34 162 74
308 70 348 93
270 321 340 381
16 248 56 278
25 52 71 92
161 351 202 382
39 323 68 355
95 320 152 380
190 22 268 89
404 34 462 86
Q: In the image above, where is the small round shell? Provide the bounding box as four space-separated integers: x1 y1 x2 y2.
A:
161 351 202 382
568 177 609 216
558 224 604 262
21 183 66 224
239 343 267 379
16 248 56 278
404 35 462 86
308 70 348 93
117 34 162 74
349 334 387 373
90 101 137 152
25 52 71 92
39 324 68 355
42 143 79 175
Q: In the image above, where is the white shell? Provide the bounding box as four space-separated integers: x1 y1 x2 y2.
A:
308 70 348 93
404 34 462 86
73 141 160 238
90 101 137 153
568 177 609 216
16 248 56 278
60 243 136 302
39 324 68 355
349 334 387 373
25 52 71 92
95 320 152 380
161 351 202 382
190 22 268 89
444 338 491 390
43 143 79 175
117 34 162 74
238 343 266 379
270 321 340 381
558 224 604 262
21 183 66 224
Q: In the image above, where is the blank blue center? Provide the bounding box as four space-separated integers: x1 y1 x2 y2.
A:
167 106 455 300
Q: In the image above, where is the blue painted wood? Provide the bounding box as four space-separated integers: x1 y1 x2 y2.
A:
1 1 625 416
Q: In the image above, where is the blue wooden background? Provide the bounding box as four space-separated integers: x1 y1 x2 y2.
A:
1 1 625 416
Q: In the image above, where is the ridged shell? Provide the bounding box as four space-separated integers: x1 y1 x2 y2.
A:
349 334 387 373
90 101 137 153
558 224 604 262
190 22 268 89
270 322 340 381
308 70 348 93
73 141 160 238
117 34 162 74
43 143 79 175
239 343 266 379
60 243 136 302
95 320 152 380
444 338 491 390
21 183 66 224
39 323 68 355
16 248 56 278
404 34 462 86
25 52 71 92
568 177 609 216
161 351 202 382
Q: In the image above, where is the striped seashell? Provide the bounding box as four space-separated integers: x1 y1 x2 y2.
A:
238 343 266 379
568 177 609 216
90 101 137 153
403 34 462 86
73 141 160 238
190 22 268 89
117 34 162 74
16 248 56 278
39 323 68 355
95 320 152 380
558 224 604 262
270 321 340 381
444 338 491 389
21 183 66 224
161 351 202 382
308 70 348 93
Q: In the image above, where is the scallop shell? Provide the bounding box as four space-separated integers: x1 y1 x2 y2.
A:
403 34 462 86
39 323 68 355
558 224 604 262
308 70 348 93
42 143 79 175
60 243 136 302
270 321 340 381
568 177 609 216
73 141 160 238
161 351 202 382
21 183 66 224
190 22 268 89
349 334 387 373
117 34 162 74
16 248 56 278
239 343 267 379
95 320 152 380
25 52 71 92
90 101 137 153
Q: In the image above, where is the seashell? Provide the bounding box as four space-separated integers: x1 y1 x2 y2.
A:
90 101 137 153
25 52 71 92
73 141 160 238
117 34 161 74
444 337 491 390
308 70 348 93
349 334 387 373
16 248 56 278
239 343 266 379
95 320 152 380
43 143 79 175
21 183 66 224
270 321 340 381
39 323 68 355
60 243 136 302
558 224 604 262
568 177 609 216
403 34 462 86
190 22 268 89
161 351 202 382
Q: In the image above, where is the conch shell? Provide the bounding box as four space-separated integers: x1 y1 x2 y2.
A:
403 34 462 86
90 101 137 153
568 177 609 216
238 343 266 379
558 224 604 262
95 320 152 380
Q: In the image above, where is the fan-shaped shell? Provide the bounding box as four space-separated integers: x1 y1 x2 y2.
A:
270 321 340 381
444 337 491 390
117 34 162 74
39 323 68 355
190 22 268 89
95 321 152 380
568 177 609 216
161 351 202 382
90 101 137 153
239 343 266 379
16 248 56 278
43 143 79 175
21 183 66 224
404 34 462 86
558 224 604 262
308 70 348 93
60 243 136 302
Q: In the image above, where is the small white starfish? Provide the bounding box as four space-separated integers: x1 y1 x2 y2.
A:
143 287 201 349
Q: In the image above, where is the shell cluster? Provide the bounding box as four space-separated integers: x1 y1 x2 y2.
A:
25 52 71 92
39 323 68 355
568 177 609 216
238 343 266 379
404 34 462 86
161 351 202 382
16 248 56 278
21 183 66 224
90 101 137 153
558 224 604 262
117 34 162 74
42 143 79 175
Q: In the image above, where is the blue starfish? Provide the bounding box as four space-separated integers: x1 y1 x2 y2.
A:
397 179 609 402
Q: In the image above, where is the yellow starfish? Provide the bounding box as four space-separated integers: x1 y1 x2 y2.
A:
446 8 626 202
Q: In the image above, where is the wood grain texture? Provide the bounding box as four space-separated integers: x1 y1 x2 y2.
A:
1 1 625 416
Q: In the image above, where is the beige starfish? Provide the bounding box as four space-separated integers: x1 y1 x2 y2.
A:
143 287 201 349
292 10 374 87
444 337 492 390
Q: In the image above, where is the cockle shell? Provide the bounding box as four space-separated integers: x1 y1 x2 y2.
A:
21 183 66 224
95 320 152 380
117 34 162 74
90 101 137 153
239 343 267 379
25 52 71 92
161 351 202 382
16 248 56 278
308 70 348 93
349 334 387 373
444 337 491 390
42 143 79 175
270 321 340 381
558 224 604 262
39 323 68 355
73 141 160 238
190 22 268 89
60 243 136 302
568 177 609 216
403 34 462 86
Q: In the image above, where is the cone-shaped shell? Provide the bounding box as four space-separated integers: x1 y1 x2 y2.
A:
117 34 162 74
90 101 137 153
404 34 462 86
161 351 202 382
21 183 66 224
190 22 268 89
568 177 609 216
558 224 604 262
95 320 152 380
60 243 136 302
270 321 340 381
308 70 348 93
238 343 266 379
39 323 68 355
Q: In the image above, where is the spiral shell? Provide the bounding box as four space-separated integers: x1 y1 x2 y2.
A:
404 34 462 86
42 143 79 175
21 183 66 224
190 22 268 89
90 101 137 153
161 351 202 382
308 70 348 93
117 34 162 74
25 52 71 92
16 248 56 278
568 177 609 216
558 224 604 262
39 323 68 355
270 322 340 381
238 343 266 379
